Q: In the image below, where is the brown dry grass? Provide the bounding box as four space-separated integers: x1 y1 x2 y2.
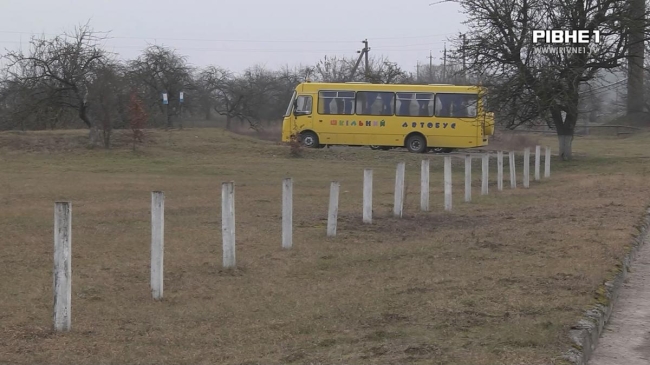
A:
1 128 649 365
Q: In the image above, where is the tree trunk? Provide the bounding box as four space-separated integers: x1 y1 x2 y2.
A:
166 109 173 130
103 129 111 149
627 0 645 115
552 107 577 161
78 106 99 147
557 134 574 161
226 115 232 130
88 125 100 147
102 116 112 149
78 106 92 129
555 118 575 161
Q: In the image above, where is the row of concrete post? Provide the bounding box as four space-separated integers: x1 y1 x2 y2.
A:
52 146 551 331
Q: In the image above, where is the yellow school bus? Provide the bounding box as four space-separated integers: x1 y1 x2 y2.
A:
281 82 495 153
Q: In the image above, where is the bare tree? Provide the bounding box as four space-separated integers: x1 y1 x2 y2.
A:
615 40 650 120
364 56 411 84
446 0 650 160
129 45 193 129
236 65 285 128
312 56 354 82
2 22 108 144
88 62 127 148
0 65 51 131
197 66 243 129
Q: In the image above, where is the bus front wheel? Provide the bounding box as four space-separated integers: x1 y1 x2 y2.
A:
406 134 427 153
300 131 320 148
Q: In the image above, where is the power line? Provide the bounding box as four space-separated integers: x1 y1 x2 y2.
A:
0 30 457 44
0 39 449 55
579 78 627 95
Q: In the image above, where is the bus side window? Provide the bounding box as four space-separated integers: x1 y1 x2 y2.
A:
319 91 355 115
334 98 344 114
339 91 355 115
379 92 394 115
343 99 354 114
435 94 452 117
319 91 337 114
396 93 433 117
416 93 434 117
357 91 393 115
359 92 378 114
396 93 413 116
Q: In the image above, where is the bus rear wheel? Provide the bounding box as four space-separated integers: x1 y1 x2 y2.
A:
300 131 319 148
406 135 427 153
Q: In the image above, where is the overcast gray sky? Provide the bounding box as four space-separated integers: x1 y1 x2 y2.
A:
0 0 468 74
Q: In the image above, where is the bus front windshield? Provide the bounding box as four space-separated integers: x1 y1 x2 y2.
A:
284 91 297 117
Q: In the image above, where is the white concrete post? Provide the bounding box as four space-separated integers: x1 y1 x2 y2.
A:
509 151 517 188
221 182 236 268
151 191 164 300
327 181 340 237
53 201 72 332
545 146 551 178
394 162 405 217
481 153 489 195
282 178 292 249
534 145 541 181
363 169 372 223
523 148 530 188
464 154 471 202
444 156 452 211
497 151 504 191
420 160 429 211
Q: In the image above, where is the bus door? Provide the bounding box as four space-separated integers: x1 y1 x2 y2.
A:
293 94 314 132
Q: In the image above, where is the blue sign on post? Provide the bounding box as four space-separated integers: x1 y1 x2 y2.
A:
162 92 168 105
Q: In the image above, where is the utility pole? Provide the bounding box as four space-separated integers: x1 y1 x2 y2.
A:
363 39 370 81
348 39 370 82
442 43 447 83
428 51 434 83
462 34 468 85
416 61 420 82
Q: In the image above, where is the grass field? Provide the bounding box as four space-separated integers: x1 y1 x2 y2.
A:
1 128 649 365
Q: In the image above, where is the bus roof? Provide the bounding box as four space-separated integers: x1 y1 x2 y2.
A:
297 82 483 93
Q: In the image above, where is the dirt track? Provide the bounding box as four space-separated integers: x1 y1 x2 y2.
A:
589 232 650 365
